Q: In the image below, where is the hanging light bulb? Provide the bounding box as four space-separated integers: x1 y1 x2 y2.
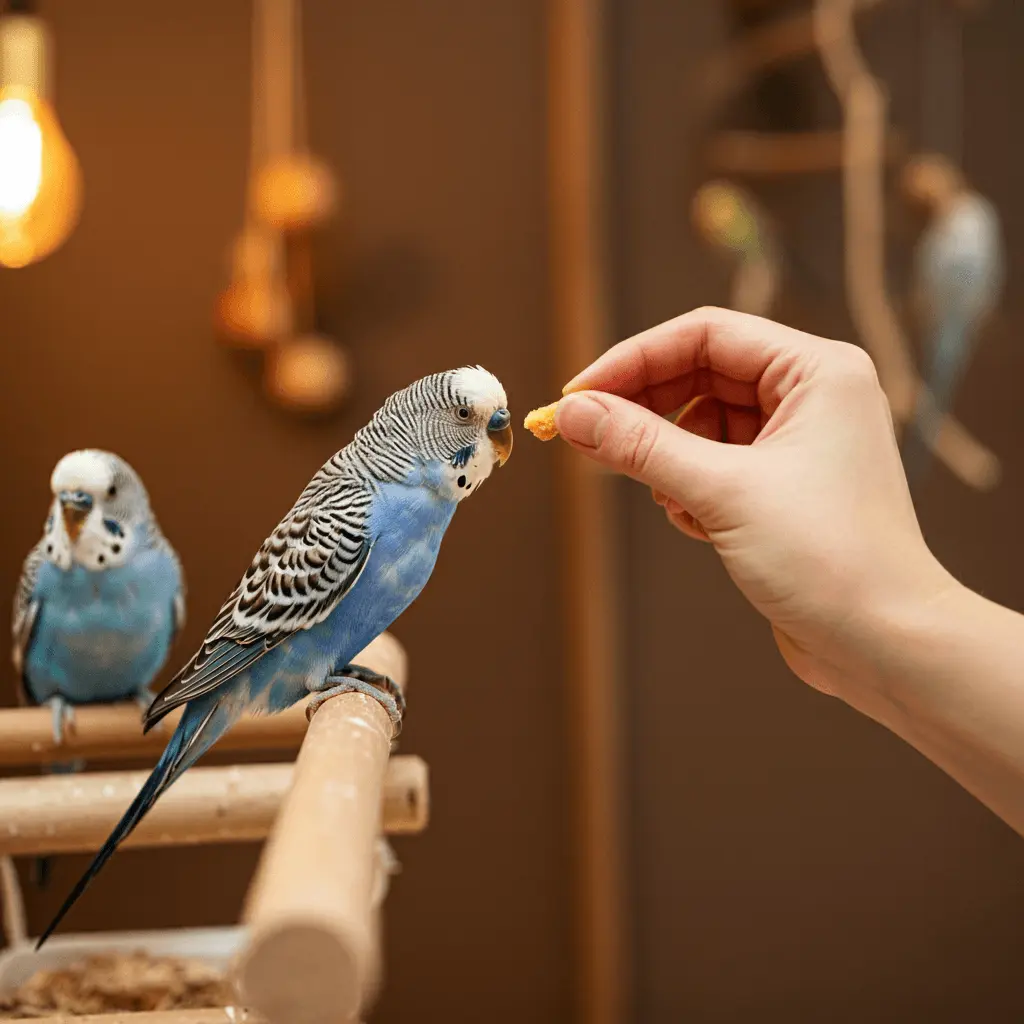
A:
0 2 82 269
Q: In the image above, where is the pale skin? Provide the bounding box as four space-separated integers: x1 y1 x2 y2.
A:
554 306 1024 836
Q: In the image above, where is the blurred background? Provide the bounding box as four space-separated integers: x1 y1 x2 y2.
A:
2 0 1024 1021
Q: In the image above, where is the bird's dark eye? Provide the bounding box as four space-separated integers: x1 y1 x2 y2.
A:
107 485 117 498
457 407 470 420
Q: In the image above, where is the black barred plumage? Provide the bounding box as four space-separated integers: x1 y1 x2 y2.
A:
11 542 45 682
142 367 503 730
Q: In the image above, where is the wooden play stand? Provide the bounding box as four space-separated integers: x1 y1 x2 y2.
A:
0 632 427 1024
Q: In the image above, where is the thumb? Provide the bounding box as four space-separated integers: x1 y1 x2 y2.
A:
555 391 738 510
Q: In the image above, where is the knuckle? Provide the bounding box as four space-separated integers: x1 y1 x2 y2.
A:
829 342 879 389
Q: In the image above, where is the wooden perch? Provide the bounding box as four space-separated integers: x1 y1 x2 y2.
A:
236 631 406 1024
0 704 308 768
0 631 405 767
705 128 904 176
0 756 427 856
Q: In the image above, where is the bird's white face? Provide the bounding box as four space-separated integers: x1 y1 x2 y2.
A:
44 451 145 571
438 367 512 503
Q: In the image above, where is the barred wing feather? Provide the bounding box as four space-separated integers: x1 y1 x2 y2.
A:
143 474 374 730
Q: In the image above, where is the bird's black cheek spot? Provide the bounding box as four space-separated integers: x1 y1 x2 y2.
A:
46 544 53 554
112 544 121 554
97 555 106 565
457 475 467 489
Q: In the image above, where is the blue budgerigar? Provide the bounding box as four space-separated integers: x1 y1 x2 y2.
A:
13 451 185 736
37 367 512 947
13 451 185 888
900 155 1005 485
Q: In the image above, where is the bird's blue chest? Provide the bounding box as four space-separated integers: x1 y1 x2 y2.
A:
25 555 179 704
320 480 456 651
257 481 457 705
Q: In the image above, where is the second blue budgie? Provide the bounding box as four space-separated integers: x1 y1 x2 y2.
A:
37 367 512 946
12 450 185 887
900 155 1004 486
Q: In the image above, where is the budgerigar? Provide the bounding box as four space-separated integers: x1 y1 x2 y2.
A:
900 155 1005 485
37 367 512 946
692 179 780 318
13 450 185 886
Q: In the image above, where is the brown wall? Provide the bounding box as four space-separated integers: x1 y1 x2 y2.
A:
0 2 570 1021
614 1 1024 1021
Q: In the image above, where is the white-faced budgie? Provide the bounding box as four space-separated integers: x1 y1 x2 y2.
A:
12 450 185 888
13 451 185 730
37 367 512 946
900 155 1004 486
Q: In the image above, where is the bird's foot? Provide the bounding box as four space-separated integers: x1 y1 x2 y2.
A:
46 697 76 747
308 665 405 737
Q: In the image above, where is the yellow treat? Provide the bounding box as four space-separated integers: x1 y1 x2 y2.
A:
524 402 560 441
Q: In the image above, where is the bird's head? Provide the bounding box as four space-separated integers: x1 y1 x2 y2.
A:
901 154 965 214
45 450 151 570
372 366 512 501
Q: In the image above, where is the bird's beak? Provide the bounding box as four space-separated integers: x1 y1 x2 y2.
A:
487 409 513 467
59 492 93 543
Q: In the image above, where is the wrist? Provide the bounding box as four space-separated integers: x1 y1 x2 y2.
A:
821 552 968 722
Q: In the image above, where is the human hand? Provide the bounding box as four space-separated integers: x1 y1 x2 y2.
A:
554 307 958 703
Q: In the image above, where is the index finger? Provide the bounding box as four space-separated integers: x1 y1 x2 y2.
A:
562 306 826 414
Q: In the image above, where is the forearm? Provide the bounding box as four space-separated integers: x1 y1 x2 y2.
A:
850 582 1024 834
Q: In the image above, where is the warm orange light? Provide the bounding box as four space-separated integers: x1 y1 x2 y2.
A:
0 14 82 269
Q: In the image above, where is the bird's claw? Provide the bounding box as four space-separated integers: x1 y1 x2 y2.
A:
47 697 76 747
308 665 405 737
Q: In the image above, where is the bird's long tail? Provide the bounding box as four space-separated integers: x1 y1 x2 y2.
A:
902 315 972 489
35 697 226 949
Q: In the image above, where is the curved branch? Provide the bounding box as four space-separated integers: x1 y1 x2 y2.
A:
814 0 999 490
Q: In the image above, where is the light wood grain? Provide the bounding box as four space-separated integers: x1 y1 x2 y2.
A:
236 632 406 1024
0 756 426 856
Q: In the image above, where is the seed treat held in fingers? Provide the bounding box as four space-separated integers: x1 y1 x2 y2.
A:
524 402 561 441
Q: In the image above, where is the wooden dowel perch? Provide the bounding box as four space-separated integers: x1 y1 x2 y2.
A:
704 128 904 177
0 704 309 768
0 631 408 767
0 757 427 857
236 632 406 1024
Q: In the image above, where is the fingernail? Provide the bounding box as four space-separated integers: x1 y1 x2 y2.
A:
561 376 588 395
556 393 608 448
